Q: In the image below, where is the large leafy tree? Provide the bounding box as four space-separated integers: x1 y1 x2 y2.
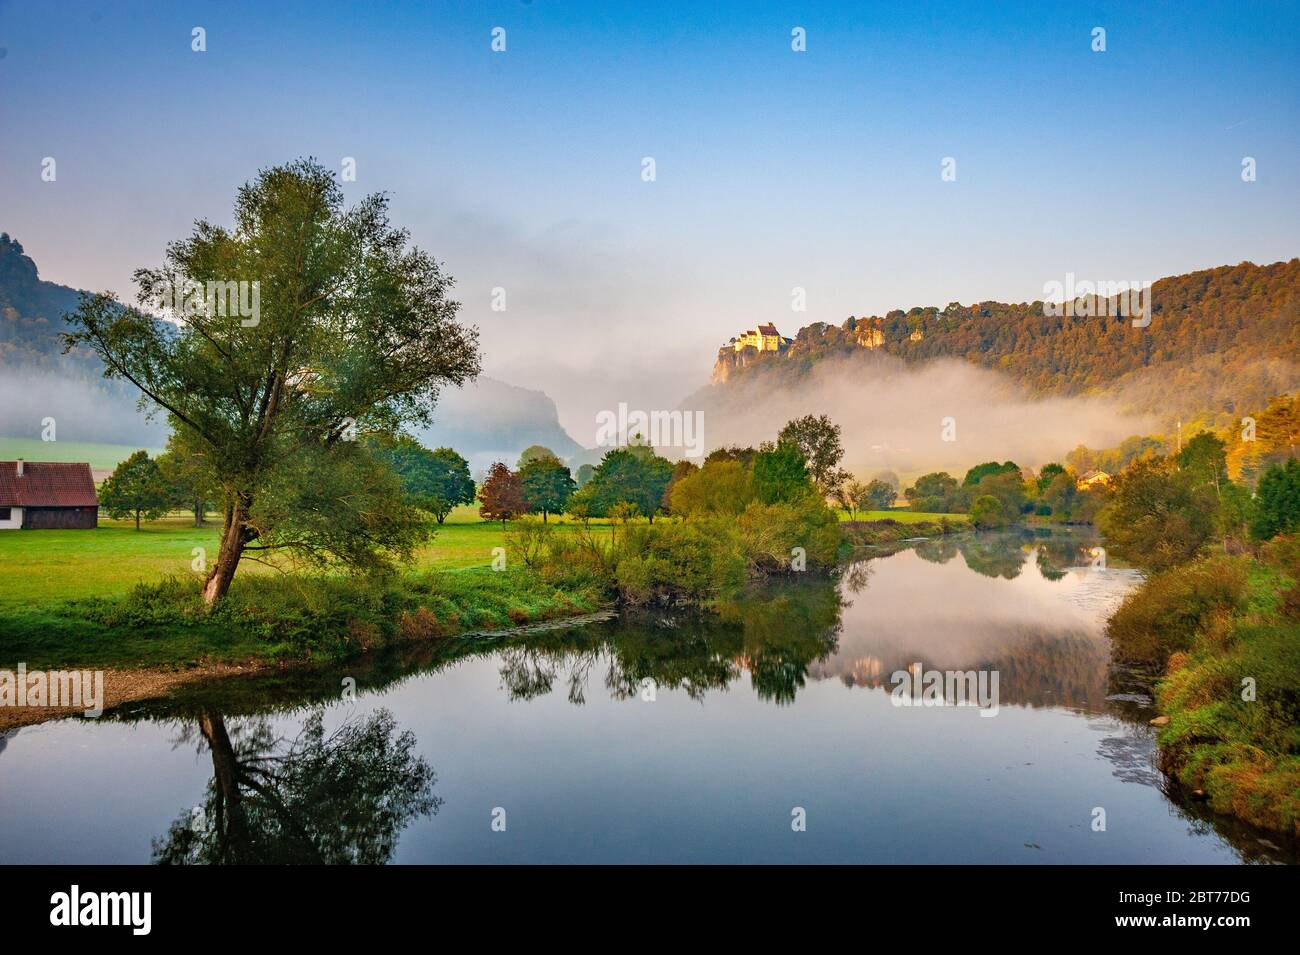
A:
99 449 171 530
519 453 576 522
751 441 812 505
578 446 673 522
777 414 846 495
376 437 475 524
64 160 480 604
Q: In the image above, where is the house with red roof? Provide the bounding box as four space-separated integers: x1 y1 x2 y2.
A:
0 460 99 529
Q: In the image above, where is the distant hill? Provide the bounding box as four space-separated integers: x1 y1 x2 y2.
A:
706 259 1300 429
0 233 590 465
411 375 589 475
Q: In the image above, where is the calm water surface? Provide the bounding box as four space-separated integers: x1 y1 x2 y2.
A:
1 530 1293 864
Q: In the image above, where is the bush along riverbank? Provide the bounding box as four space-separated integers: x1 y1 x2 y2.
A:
840 517 962 550
1106 537 1300 836
0 567 607 671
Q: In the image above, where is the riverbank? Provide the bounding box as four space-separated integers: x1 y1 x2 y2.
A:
0 565 607 670
1105 536 1300 836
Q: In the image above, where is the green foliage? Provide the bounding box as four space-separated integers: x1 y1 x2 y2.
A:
576 446 673 521
969 494 1007 529
962 460 1019 488
1106 555 1249 666
98 450 171 529
156 430 221 525
862 479 897 510
1178 431 1228 488
517 445 557 468
63 159 481 603
735 496 841 572
518 454 576 521
904 471 967 513
751 441 811 505
777 414 846 493
1036 462 1066 493
1251 458 1300 541
669 459 754 518
611 522 746 606
1125 541 1300 835
1099 456 1217 571
375 437 475 523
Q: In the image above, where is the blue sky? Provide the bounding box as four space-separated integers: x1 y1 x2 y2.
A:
1 0 1297 433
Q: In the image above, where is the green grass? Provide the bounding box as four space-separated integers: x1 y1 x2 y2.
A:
0 504 614 610
836 508 969 524
0 436 161 471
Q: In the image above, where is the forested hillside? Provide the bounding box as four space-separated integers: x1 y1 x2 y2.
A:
715 260 1300 428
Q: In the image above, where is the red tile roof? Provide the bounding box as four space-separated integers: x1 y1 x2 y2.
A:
0 461 99 507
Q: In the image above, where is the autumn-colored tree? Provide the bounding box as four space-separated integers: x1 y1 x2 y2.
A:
478 462 526 523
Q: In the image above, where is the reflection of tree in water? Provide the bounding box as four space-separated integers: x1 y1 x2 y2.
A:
153 709 439 864
914 537 959 565
494 578 844 706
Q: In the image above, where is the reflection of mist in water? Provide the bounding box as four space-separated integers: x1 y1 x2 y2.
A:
813 532 1141 711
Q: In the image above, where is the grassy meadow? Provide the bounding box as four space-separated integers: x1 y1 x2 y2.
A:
0 504 616 611
0 502 963 611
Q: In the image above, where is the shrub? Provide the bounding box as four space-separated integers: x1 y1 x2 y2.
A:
1106 556 1249 665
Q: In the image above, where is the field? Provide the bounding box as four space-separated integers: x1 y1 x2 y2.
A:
0 504 613 610
0 502 963 611
837 508 968 524
0 436 160 472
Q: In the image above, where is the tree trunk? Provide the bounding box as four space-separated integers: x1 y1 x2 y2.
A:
193 502 203 527
202 501 250 606
135 510 141 531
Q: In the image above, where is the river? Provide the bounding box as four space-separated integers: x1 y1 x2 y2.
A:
1 529 1293 863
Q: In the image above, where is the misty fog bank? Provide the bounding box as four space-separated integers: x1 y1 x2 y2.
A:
685 351 1155 479
0 370 168 446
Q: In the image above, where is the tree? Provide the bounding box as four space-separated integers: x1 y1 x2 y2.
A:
1178 431 1228 491
478 461 527 523
1250 459 1300 541
969 495 1007 529
1098 457 1217 571
778 414 845 495
834 480 868 521
973 470 1027 521
575 463 595 487
863 479 897 511
962 460 1020 488
64 160 480 605
375 437 475 524
581 447 673 522
157 431 221 526
704 445 758 468
671 460 755 519
1036 463 1067 494
661 459 699 514
519 454 576 522
752 441 812 505
905 472 966 513
99 450 170 530
517 445 558 468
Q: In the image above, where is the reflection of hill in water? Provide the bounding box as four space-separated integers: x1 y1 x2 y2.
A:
812 530 1140 712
